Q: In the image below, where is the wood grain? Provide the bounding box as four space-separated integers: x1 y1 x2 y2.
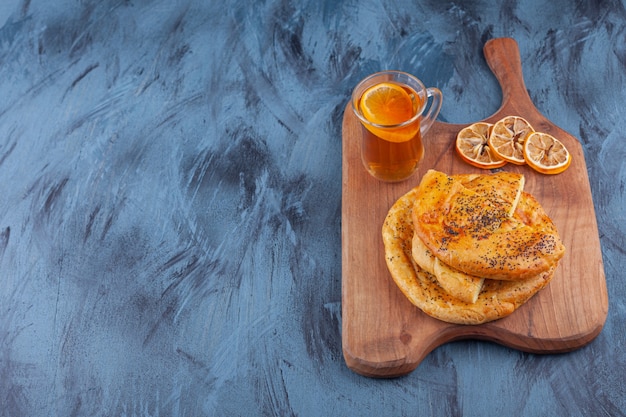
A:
341 38 609 378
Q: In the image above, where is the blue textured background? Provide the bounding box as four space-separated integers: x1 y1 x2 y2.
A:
0 1 624 416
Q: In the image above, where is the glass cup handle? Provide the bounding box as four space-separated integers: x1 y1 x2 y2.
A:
420 87 443 136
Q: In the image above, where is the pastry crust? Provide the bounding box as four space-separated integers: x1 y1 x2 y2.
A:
412 170 564 280
411 233 484 304
382 172 560 325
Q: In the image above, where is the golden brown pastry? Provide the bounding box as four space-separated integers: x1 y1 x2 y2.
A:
382 184 557 324
411 233 484 304
412 170 564 280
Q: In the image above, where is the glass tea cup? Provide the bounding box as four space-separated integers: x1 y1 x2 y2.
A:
351 71 443 182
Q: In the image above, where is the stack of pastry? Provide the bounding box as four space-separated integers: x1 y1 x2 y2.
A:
382 169 565 324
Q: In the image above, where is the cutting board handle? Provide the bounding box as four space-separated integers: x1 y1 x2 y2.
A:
483 37 534 116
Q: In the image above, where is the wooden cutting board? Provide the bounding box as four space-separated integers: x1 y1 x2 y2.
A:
341 38 608 378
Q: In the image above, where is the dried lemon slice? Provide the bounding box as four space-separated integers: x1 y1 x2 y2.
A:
488 116 535 165
455 122 507 169
523 132 572 174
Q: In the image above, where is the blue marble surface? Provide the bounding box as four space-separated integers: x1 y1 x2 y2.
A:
0 0 624 416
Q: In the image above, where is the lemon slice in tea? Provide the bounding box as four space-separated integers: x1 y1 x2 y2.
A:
359 82 414 126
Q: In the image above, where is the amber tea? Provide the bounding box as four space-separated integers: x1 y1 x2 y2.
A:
351 71 442 182
360 122 424 182
357 82 424 182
